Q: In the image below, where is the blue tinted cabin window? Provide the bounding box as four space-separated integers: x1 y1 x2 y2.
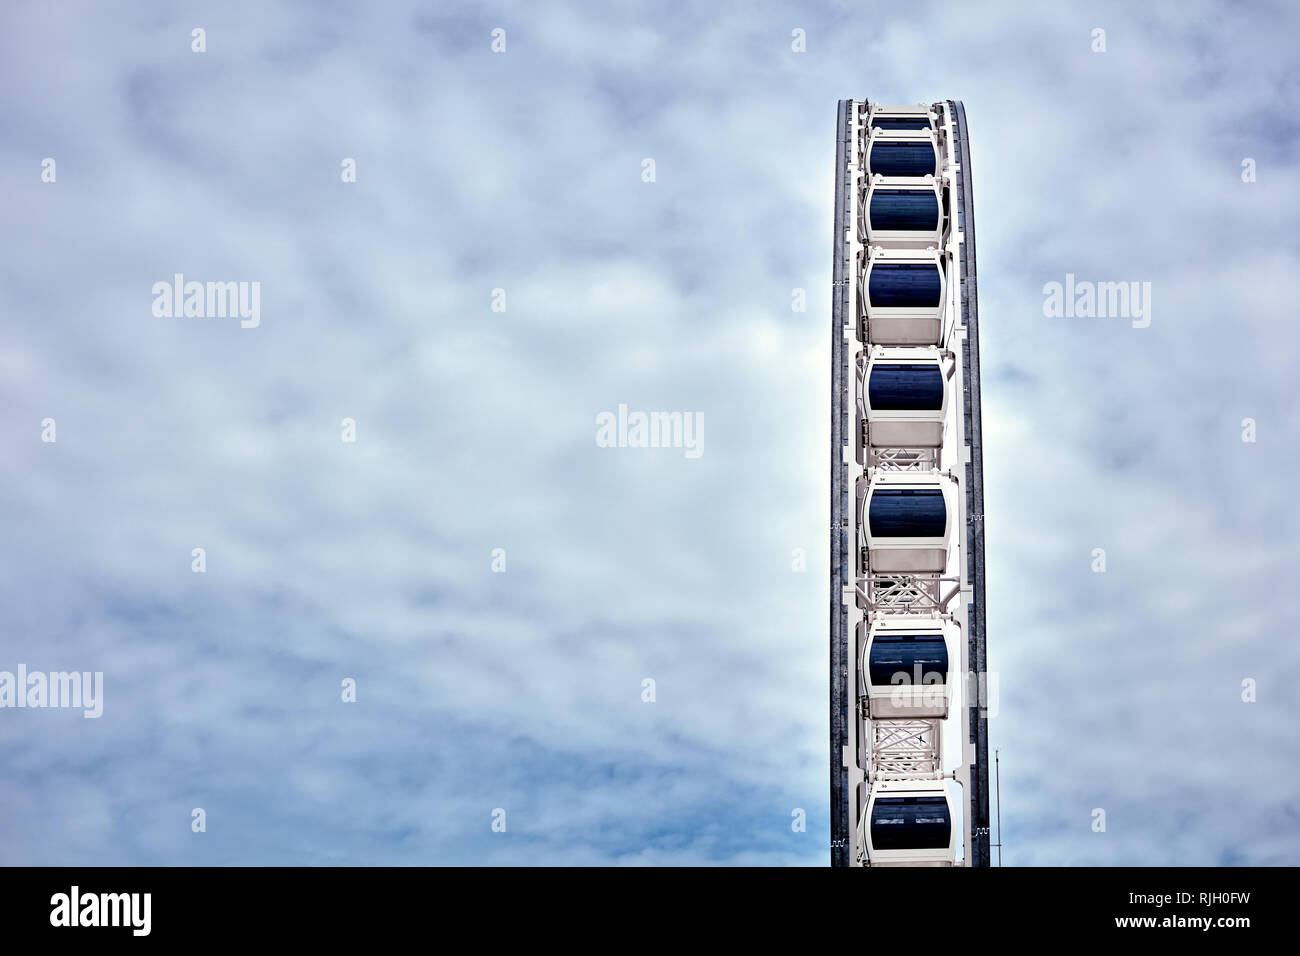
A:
868 364 943 411
869 190 939 232
869 489 946 537
871 796 951 850
868 141 936 177
868 634 948 686
870 118 931 131
868 264 941 308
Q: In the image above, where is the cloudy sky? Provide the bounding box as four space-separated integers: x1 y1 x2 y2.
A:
1 0 1297 866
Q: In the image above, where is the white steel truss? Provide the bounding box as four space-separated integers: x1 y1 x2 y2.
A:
869 719 943 778
866 443 938 471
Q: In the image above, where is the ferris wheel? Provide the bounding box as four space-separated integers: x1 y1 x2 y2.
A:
831 101 991 867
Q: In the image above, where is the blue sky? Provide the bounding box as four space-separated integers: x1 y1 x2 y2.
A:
1 0 1297 865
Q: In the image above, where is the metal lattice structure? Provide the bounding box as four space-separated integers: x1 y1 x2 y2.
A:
831 100 990 867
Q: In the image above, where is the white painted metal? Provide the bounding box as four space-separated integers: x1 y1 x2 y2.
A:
863 345 948 449
861 471 954 574
864 127 938 178
862 176 944 247
862 246 947 346
861 617 952 719
859 779 956 867
843 101 975 867
868 718 942 777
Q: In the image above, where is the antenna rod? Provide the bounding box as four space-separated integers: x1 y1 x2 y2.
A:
995 748 1002 866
